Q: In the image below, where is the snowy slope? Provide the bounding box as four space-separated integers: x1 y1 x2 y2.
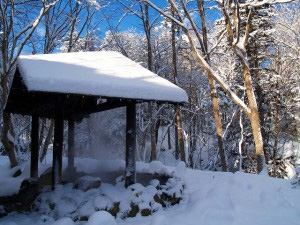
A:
0 157 300 225
118 169 300 225
17 51 188 103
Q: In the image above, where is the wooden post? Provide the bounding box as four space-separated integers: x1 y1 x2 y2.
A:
125 102 136 187
30 115 39 179
52 105 64 190
67 118 75 171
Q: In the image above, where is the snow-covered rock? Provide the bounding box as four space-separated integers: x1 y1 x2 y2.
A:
74 176 101 191
86 211 117 225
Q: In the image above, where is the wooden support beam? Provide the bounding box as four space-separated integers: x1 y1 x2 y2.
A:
52 104 64 190
67 99 127 119
30 115 39 179
67 119 75 171
125 102 137 187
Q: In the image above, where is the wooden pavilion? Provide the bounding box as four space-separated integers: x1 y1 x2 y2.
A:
4 51 188 189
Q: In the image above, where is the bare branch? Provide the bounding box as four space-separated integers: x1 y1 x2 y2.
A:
141 0 187 29
10 0 59 68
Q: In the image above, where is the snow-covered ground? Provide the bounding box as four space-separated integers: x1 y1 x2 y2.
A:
0 155 300 225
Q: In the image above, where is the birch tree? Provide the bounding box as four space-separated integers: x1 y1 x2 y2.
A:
142 0 293 173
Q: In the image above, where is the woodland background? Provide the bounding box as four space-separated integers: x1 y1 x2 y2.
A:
0 0 299 179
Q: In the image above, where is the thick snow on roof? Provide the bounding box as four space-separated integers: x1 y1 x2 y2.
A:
17 51 188 103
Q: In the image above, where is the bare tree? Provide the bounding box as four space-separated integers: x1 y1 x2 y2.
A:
142 0 292 173
0 0 59 168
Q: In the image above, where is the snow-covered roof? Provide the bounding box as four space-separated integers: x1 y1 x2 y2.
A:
17 51 188 103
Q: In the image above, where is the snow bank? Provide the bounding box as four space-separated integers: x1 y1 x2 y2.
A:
137 170 300 225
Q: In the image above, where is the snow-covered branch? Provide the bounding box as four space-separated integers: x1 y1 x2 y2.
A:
240 0 294 8
10 0 59 68
141 0 187 29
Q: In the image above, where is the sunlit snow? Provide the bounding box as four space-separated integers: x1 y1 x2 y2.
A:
17 51 188 103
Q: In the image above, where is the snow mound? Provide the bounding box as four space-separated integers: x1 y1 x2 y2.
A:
86 211 117 225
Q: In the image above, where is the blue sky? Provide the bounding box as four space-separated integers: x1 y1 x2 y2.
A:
23 0 222 54
104 0 222 32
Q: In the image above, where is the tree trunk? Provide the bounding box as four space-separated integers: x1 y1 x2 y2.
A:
243 66 265 173
142 3 156 161
1 112 18 168
171 14 185 163
174 120 179 160
176 105 186 163
252 42 269 165
273 79 280 176
1 67 18 167
198 0 227 171
40 119 54 163
208 75 228 171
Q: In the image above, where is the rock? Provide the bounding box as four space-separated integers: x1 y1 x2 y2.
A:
74 176 101 191
79 216 89 221
140 208 151 216
49 202 56 210
169 194 181 206
160 192 181 206
156 174 171 185
127 203 139 217
38 167 52 190
107 202 120 217
2 178 40 213
11 166 22 177
17 178 39 211
154 194 165 207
